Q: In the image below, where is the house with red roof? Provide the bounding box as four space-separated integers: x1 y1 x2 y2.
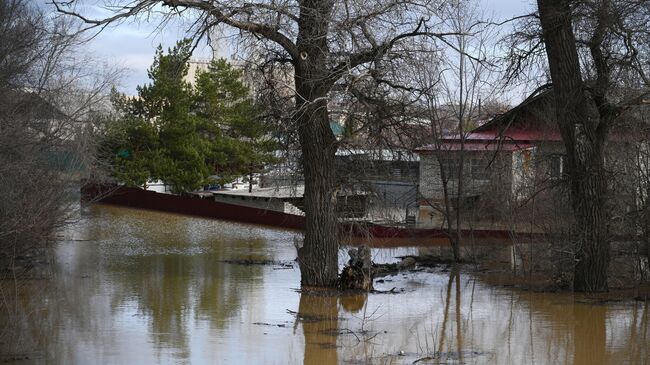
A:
414 86 650 231
413 87 580 228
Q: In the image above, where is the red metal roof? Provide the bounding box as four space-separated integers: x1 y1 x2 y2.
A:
415 141 532 152
415 128 560 153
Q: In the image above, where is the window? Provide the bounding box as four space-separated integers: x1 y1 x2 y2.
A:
471 158 489 180
548 154 565 179
439 157 460 180
390 167 402 179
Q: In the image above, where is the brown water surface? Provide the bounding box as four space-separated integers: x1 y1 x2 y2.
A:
1 205 648 364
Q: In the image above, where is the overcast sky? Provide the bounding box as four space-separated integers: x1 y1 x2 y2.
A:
48 0 537 97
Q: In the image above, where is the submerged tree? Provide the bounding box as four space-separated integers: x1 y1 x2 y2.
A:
0 0 119 353
0 0 118 273
56 0 458 286
412 0 499 262
534 0 650 291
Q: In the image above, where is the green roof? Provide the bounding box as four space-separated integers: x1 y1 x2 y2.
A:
329 121 344 137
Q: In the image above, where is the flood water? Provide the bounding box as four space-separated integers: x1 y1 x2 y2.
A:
2 204 649 364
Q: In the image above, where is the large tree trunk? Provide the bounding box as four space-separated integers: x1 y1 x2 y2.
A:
295 94 339 287
641 202 650 268
294 0 339 287
537 0 610 292
571 146 609 292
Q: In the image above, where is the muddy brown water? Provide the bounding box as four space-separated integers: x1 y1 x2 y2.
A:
1 205 648 364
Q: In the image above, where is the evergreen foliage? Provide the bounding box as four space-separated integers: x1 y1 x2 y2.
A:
100 40 276 193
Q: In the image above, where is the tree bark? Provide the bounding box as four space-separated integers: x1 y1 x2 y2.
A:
437 154 461 261
295 94 339 287
537 0 610 292
641 196 650 263
294 0 339 287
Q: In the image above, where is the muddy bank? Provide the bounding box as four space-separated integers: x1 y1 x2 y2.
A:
373 247 650 301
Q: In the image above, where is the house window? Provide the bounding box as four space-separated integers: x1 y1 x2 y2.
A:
471 158 489 180
521 149 532 173
390 167 402 179
549 155 565 179
439 157 460 180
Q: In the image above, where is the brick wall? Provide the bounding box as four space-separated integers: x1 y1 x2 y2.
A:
418 151 513 202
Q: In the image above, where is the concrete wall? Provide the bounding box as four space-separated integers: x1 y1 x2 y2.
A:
416 150 514 227
365 180 418 223
213 194 285 212
418 151 513 202
146 180 171 193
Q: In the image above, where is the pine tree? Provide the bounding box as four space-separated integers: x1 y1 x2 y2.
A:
101 40 275 192
194 59 276 185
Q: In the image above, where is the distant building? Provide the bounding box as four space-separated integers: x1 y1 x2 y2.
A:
334 148 420 224
3 89 88 171
416 89 563 208
185 58 212 85
414 87 649 230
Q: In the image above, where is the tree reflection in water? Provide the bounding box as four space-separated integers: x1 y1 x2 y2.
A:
298 291 340 365
430 267 465 364
573 304 607 365
298 290 371 365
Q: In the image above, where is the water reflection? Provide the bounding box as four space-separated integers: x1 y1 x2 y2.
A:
574 304 606 365
436 267 463 363
1 205 648 364
339 293 367 314
299 292 339 365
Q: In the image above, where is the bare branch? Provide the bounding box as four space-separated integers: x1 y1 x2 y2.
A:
52 0 301 61
328 21 477 85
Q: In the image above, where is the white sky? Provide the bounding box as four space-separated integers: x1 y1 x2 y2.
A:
41 0 537 97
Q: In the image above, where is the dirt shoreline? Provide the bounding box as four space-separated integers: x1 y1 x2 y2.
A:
372 254 650 301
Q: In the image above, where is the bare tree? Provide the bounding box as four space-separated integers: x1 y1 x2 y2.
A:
53 0 463 287
412 0 499 261
607 109 650 280
535 0 650 291
0 0 119 346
